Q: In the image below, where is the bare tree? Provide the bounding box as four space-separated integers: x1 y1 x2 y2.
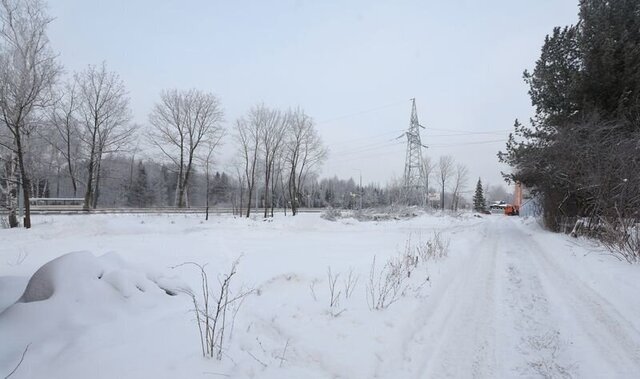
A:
149 89 224 208
0 150 18 227
235 111 260 217
46 82 81 196
75 63 134 209
437 155 454 210
0 0 61 228
272 150 287 216
201 137 224 221
450 163 469 211
285 108 327 215
259 106 288 218
422 155 435 206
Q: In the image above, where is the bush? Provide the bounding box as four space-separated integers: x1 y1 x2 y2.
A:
174 260 253 360
366 232 449 310
320 208 341 221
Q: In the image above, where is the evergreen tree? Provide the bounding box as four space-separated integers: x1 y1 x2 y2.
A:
499 0 640 230
150 165 169 207
126 161 152 207
210 172 231 205
472 178 486 212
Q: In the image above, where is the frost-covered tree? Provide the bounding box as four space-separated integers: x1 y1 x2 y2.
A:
0 0 62 228
257 106 288 218
235 108 261 217
149 89 224 208
437 156 454 210
47 82 81 197
285 108 327 215
450 164 468 211
76 63 135 209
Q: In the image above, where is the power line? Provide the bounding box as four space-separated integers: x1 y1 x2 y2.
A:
427 126 511 134
329 144 406 165
317 101 406 125
428 139 507 148
329 129 405 148
426 131 509 137
331 140 404 157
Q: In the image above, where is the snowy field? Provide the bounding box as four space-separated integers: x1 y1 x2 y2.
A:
1 212 640 378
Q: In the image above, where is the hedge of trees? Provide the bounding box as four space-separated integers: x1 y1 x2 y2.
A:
499 0 640 259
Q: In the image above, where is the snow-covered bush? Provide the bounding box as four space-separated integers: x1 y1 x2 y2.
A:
353 206 422 222
416 232 450 262
320 208 341 221
365 255 411 310
599 219 640 264
366 232 449 310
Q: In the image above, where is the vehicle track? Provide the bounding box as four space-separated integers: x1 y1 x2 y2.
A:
389 220 499 378
388 217 640 378
516 222 640 377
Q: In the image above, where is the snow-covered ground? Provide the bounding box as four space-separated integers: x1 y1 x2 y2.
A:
1 213 640 378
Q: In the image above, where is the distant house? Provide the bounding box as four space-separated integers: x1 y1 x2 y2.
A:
489 201 507 213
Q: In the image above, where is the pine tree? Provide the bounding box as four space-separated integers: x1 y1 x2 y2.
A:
126 161 152 207
499 0 640 230
150 165 169 207
473 178 486 212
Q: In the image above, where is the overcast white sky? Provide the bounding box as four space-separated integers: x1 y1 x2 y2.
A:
47 0 579 189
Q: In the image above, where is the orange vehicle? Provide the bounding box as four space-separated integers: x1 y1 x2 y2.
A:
504 204 519 216
505 182 522 216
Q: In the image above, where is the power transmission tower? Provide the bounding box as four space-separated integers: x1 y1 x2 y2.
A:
402 98 426 205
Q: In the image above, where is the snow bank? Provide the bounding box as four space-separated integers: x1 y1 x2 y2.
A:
4 213 636 378
0 251 187 376
18 251 181 303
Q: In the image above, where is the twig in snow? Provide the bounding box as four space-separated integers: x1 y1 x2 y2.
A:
6 248 28 267
246 351 268 368
343 267 359 299
309 279 318 301
278 339 290 368
4 343 30 379
327 266 341 308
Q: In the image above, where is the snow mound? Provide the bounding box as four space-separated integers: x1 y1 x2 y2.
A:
18 251 181 303
20 251 102 302
0 251 188 376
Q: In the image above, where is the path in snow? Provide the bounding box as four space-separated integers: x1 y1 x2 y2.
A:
389 217 640 378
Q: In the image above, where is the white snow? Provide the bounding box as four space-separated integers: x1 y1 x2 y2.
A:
1 213 640 378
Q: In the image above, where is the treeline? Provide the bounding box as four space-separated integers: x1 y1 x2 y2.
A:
0 0 512 229
500 0 640 259
0 0 331 227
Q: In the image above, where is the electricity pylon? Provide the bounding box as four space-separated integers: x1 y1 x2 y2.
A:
402 98 427 205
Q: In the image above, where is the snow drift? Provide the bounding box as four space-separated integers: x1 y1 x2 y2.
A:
0 251 186 375
17 251 181 304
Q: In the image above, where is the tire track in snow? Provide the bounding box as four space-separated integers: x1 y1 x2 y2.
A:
380 217 640 378
503 234 576 378
512 221 640 377
389 221 499 378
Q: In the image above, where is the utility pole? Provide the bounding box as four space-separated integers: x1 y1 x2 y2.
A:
401 98 427 205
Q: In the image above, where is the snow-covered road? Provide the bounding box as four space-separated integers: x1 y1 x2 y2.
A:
392 217 640 378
